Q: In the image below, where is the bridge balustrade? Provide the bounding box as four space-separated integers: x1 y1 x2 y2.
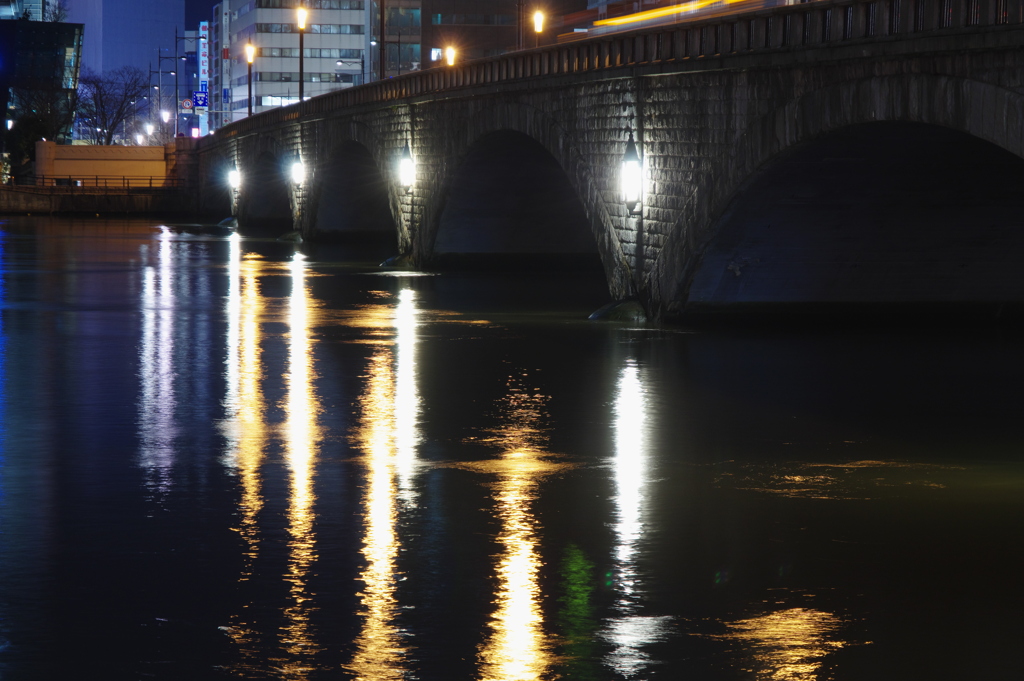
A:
222 0 1024 138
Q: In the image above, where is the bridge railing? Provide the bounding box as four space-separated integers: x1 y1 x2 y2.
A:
12 175 184 192
220 0 1023 138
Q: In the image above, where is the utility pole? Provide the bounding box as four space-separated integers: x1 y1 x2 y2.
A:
379 0 386 80
174 27 180 137
517 0 523 50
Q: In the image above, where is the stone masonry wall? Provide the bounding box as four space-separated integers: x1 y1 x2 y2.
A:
199 23 1024 318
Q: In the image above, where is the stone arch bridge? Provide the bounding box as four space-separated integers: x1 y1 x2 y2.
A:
196 0 1024 320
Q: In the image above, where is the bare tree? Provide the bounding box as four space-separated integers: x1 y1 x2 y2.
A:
44 0 69 22
77 67 149 145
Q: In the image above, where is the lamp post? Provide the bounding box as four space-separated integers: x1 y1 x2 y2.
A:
445 46 456 66
297 5 307 102
336 58 365 86
533 10 544 48
517 0 523 49
155 52 180 136
246 42 255 117
379 0 386 80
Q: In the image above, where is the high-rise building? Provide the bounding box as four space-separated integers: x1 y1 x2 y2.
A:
66 0 184 75
0 0 43 20
376 0 421 78
418 1 588 67
211 0 373 129
0 17 83 147
420 0 516 66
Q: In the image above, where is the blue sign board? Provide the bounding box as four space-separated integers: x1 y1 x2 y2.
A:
192 91 209 108
223 88 230 102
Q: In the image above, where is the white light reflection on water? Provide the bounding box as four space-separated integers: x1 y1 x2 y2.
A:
137 228 177 492
280 251 322 677
602 361 671 678
222 233 241 431
346 287 421 679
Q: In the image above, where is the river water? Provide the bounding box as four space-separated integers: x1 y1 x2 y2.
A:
0 217 1023 680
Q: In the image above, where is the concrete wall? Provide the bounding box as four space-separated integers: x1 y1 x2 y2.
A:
0 186 190 214
34 141 172 186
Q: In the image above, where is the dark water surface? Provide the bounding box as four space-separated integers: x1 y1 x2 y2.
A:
1 217 1023 680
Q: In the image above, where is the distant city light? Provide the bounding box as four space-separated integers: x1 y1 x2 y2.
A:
191 128 200 138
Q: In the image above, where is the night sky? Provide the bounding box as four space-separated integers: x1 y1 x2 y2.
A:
186 0 216 27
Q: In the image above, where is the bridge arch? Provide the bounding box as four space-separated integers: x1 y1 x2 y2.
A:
197 149 233 218
309 140 395 240
663 74 1024 318
417 102 628 292
239 146 294 234
427 129 599 268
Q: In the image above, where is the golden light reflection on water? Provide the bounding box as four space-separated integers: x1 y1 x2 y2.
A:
719 607 847 680
718 459 966 500
280 252 323 677
466 372 569 681
346 288 421 680
221 240 270 669
223 242 269 574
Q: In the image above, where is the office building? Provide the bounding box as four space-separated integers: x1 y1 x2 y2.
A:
212 0 372 129
420 0 515 66
0 0 43 20
0 17 83 145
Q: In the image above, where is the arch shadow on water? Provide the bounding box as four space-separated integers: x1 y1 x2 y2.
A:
685 121 1024 326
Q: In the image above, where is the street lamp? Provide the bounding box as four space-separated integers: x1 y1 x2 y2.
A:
622 132 642 216
155 52 181 136
534 10 544 47
445 46 456 66
145 123 154 136
245 42 256 117
161 110 171 123
296 5 307 102
399 142 415 192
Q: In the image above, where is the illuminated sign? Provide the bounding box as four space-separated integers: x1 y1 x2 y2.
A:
198 21 210 101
